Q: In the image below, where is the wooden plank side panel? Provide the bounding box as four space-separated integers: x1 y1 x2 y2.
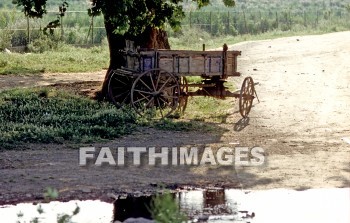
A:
226 51 241 76
158 53 223 76
158 58 173 73
126 55 140 71
188 56 205 74
157 50 223 58
209 56 222 73
158 56 206 75
123 50 158 72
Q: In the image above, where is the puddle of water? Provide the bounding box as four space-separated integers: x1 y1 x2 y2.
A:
113 194 153 221
179 187 350 223
0 200 113 223
220 188 350 223
1 188 349 223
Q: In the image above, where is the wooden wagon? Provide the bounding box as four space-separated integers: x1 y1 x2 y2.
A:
107 41 258 118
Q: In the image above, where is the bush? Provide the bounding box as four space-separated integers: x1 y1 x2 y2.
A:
0 88 137 148
27 34 60 53
65 27 87 44
150 192 187 223
0 10 16 50
0 29 13 50
168 26 212 49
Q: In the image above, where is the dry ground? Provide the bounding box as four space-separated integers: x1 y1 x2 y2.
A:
0 31 349 205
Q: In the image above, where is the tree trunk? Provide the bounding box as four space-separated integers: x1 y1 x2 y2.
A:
100 23 170 99
134 26 170 50
100 19 126 97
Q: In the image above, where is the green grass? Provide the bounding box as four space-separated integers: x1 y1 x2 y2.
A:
0 87 229 149
0 88 136 149
184 96 232 123
0 44 109 75
149 191 187 223
169 25 349 50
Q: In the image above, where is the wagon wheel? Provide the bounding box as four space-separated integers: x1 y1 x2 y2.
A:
178 76 189 114
239 77 255 118
131 69 180 118
107 70 133 108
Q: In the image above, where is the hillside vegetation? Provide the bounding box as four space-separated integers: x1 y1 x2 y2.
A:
0 0 348 75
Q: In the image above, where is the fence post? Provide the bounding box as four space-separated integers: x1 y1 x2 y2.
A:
289 11 292 28
275 11 279 28
91 15 94 44
26 16 30 45
227 11 230 35
243 10 247 34
189 11 192 28
209 11 212 34
259 10 262 20
60 14 64 40
303 10 306 27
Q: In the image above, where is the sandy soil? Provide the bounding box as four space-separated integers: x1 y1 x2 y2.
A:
0 31 349 205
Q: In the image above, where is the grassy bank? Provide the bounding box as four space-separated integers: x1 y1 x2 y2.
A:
0 44 109 75
169 26 348 50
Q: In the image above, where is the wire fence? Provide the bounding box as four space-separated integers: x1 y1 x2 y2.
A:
182 9 350 36
0 8 349 47
0 10 106 47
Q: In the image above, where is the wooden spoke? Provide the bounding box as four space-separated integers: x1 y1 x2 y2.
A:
158 76 172 92
139 78 154 92
133 89 154 95
239 77 255 118
107 70 133 108
131 69 180 118
149 71 157 91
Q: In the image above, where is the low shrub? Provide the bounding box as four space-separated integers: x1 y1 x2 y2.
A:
0 88 137 149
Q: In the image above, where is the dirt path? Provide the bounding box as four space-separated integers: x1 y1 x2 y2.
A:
228 31 350 190
0 32 349 205
0 71 105 91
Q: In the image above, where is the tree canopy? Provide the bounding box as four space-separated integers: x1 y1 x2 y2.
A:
88 0 235 37
12 0 47 18
12 0 235 39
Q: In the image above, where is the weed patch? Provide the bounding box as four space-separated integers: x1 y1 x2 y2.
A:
0 88 136 149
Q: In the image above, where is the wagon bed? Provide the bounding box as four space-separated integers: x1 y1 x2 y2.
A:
123 48 240 77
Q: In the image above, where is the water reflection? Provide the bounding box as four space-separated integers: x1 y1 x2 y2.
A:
0 188 349 223
113 194 153 221
0 200 113 223
177 188 239 221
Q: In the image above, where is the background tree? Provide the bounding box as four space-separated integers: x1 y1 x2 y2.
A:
43 1 69 38
12 0 47 44
87 0 235 96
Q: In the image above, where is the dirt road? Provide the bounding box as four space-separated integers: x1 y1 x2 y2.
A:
229 31 350 190
0 32 349 204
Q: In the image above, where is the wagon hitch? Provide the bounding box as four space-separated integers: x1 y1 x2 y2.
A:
253 82 260 103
